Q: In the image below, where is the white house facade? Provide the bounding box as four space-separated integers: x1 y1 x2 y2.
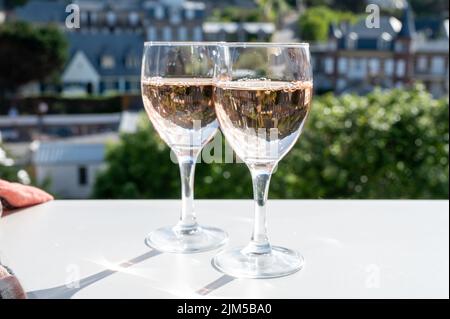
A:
62 51 101 96
33 142 106 199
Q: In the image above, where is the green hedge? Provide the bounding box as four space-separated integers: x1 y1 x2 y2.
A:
93 85 449 199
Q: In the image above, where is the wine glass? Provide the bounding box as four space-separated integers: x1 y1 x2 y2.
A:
141 42 228 253
212 43 313 278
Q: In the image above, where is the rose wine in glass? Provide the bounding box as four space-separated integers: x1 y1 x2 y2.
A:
213 43 313 278
141 42 228 253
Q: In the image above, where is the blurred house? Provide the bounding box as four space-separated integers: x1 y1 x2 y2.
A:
143 0 205 41
12 0 277 96
1 111 139 198
311 7 449 97
61 33 143 95
203 22 275 42
32 141 107 199
15 0 205 40
13 0 208 95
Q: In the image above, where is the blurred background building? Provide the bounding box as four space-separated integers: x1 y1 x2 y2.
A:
5 0 447 97
312 6 449 96
0 0 449 199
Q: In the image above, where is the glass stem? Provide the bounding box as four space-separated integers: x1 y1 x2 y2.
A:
176 155 199 233
245 165 274 255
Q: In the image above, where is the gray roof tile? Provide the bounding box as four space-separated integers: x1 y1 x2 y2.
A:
33 142 105 165
15 0 67 23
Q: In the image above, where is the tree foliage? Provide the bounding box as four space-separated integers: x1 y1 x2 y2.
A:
2 0 28 10
409 0 449 17
0 21 68 94
256 0 290 22
272 85 449 199
208 0 290 23
299 0 448 17
298 6 357 42
209 7 267 23
93 86 449 200
0 144 19 182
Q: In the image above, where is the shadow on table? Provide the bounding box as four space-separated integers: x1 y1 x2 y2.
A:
27 250 236 299
27 250 162 299
196 275 235 296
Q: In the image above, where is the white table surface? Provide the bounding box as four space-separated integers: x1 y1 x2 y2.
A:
0 200 448 299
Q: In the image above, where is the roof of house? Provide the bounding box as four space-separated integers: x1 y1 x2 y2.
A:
15 0 67 23
33 142 106 165
76 0 133 9
347 16 402 39
334 18 398 50
66 32 144 77
335 15 404 50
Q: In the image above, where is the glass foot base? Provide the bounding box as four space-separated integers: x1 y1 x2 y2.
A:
145 225 228 254
212 246 304 279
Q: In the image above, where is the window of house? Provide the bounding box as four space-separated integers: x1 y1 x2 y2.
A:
106 11 116 26
355 59 364 72
125 54 140 69
155 6 164 19
324 57 334 74
101 55 115 69
347 58 366 79
416 55 428 72
147 27 157 41
78 166 88 186
186 9 195 20
163 27 172 41
431 56 445 75
170 8 181 24
193 26 202 41
178 26 188 41
128 12 139 26
396 59 406 77
338 57 347 74
384 59 394 76
369 58 380 75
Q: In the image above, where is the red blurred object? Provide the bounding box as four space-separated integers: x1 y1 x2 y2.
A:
0 179 53 215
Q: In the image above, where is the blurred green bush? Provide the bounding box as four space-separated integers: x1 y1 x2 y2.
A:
298 6 357 42
93 85 449 199
0 144 20 182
